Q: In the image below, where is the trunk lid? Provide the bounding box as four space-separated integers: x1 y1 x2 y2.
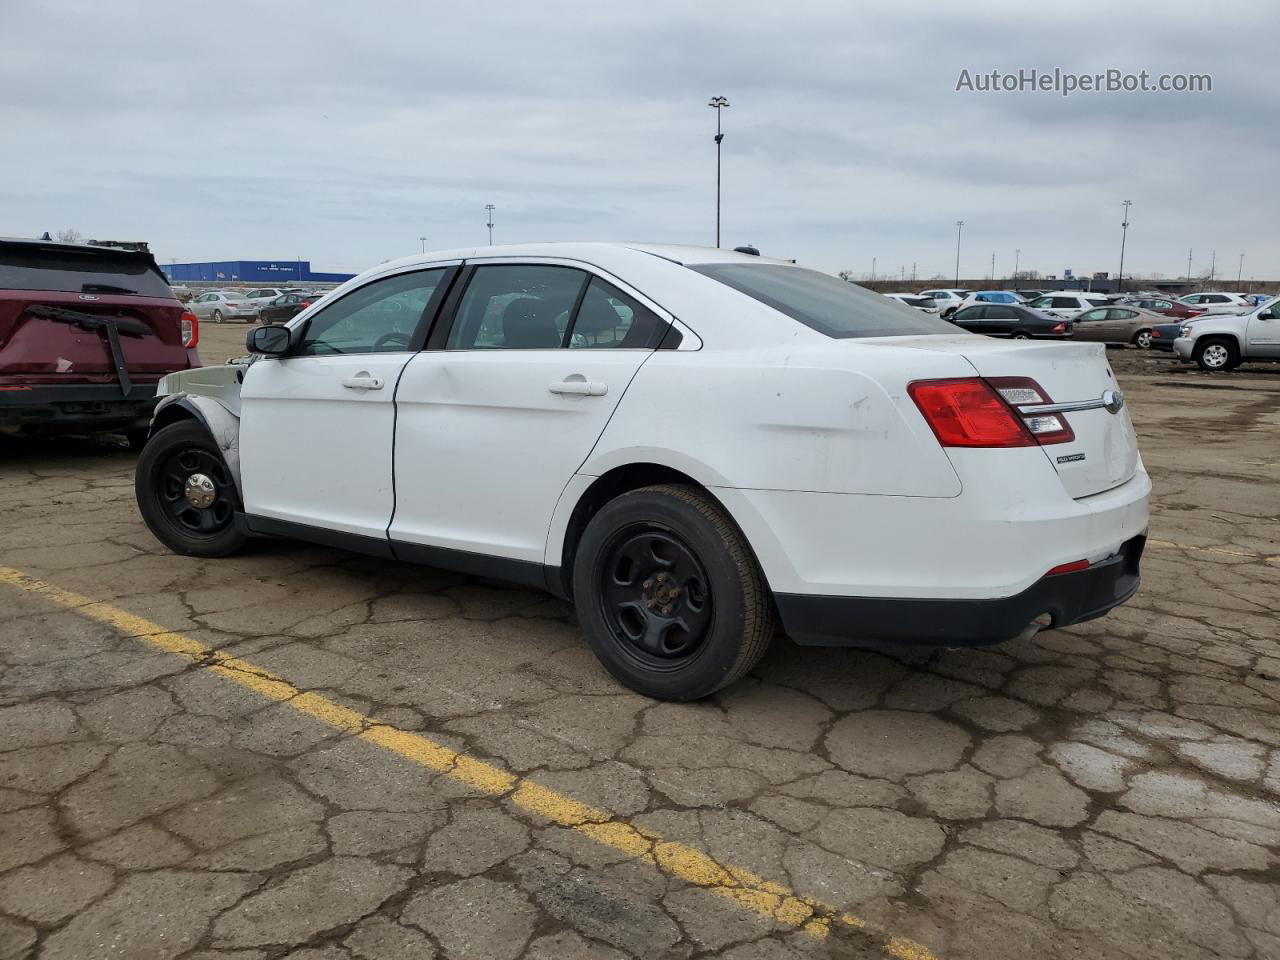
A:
886 336 1139 499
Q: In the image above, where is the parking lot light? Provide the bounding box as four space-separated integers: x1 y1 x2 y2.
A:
954 220 964 286
1117 200 1132 295
708 96 730 247
485 205 495 246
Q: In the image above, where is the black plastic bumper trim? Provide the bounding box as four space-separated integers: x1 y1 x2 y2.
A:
0 383 158 427
775 534 1145 647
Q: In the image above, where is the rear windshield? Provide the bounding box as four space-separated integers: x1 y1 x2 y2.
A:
0 243 175 298
689 263 956 338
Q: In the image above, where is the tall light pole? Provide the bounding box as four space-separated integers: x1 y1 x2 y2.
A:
1237 253 1244 284
419 236 427 254
954 220 964 287
1209 249 1216 282
1117 200 1132 295
1014 248 1020 280
1186 248 1193 280
484 205 495 246
990 251 996 282
708 96 730 247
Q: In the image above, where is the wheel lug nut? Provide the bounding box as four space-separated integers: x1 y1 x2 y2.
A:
643 579 653 589
661 605 672 615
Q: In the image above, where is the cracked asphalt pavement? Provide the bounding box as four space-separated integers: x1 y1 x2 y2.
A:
1 332 1278 960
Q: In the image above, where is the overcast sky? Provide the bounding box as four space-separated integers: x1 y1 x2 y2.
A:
2 0 1275 281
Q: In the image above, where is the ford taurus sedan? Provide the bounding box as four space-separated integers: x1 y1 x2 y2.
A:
134 243 1149 701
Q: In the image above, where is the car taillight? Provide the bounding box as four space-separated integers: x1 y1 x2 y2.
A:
987 376 1075 444
1051 322 1066 334
908 379 1035 448
300 300 312 308
181 311 199 348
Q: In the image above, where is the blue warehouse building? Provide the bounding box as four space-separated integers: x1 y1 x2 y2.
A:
162 260 356 285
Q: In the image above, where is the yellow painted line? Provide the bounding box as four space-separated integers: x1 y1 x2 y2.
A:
0 566 939 960
1148 538 1280 564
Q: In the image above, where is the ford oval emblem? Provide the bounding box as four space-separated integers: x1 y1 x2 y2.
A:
1102 389 1125 414
78 294 99 301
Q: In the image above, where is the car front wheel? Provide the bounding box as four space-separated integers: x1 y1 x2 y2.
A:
1194 338 1238 371
572 484 773 701
135 421 246 557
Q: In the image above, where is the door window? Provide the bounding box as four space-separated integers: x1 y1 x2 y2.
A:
986 306 1017 319
1109 309 1138 320
447 265 587 349
1077 308 1109 322
954 306 984 321
297 268 446 356
566 277 663 348
1050 297 1077 308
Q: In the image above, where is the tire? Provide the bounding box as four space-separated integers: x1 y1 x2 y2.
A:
943 308 957 320
211 310 224 324
1012 331 1031 340
1133 329 1153 349
1194 338 1238 372
572 484 773 701
135 421 246 557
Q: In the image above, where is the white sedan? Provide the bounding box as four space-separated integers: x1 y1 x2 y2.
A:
135 243 1150 701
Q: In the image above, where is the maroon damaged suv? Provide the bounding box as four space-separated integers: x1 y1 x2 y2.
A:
0 237 200 448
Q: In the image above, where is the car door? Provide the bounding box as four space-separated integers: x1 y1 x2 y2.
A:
982 305 1019 336
1246 301 1280 357
1073 307 1110 341
389 260 669 568
950 305 987 332
1107 307 1143 341
189 293 212 320
238 264 457 541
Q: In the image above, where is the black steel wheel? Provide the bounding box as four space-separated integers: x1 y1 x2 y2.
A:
573 484 773 701
598 526 715 669
135 421 246 557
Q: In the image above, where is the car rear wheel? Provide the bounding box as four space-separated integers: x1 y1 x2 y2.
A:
572 484 773 701
135 421 246 557
1133 329 1153 349
211 309 224 324
1194 338 1237 371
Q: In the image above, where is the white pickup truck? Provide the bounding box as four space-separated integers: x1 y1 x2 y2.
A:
1174 296 1280 370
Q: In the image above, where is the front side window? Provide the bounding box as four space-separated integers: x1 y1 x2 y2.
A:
1050 297 1077 308
1078 308 1108 322
297 268 445 356
688 264 955 339
447 265 587 349
954 306 984 321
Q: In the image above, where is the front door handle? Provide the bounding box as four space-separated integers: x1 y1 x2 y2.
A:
549 377 607 397
342 374 384 390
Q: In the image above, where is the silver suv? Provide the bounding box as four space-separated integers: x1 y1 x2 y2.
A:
1173 297 1280 370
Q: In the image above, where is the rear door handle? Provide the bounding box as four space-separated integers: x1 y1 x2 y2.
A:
342 374 384 390
549 378 607 397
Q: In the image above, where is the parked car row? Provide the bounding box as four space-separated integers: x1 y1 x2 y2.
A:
186 288 328 323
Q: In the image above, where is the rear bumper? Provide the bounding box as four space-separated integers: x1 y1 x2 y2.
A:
777 534 1145 646
0 383 159 431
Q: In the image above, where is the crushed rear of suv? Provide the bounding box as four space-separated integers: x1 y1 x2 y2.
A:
0 237 200 447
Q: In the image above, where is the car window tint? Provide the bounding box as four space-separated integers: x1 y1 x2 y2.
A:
1050 297 1076 308
687 264 954 339
447 265 587 350
297 268 445 356
954 307 981 321
567 277 663 348
1078 309 1107 322
987 306 1016 319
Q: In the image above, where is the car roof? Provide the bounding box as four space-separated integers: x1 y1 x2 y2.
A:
370 241 794 272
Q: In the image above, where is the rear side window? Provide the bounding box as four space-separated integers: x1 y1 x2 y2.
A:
1050 297 1077 308
0 243 175 298
568 278 664 348
447 265 587 349
688 264 955 339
